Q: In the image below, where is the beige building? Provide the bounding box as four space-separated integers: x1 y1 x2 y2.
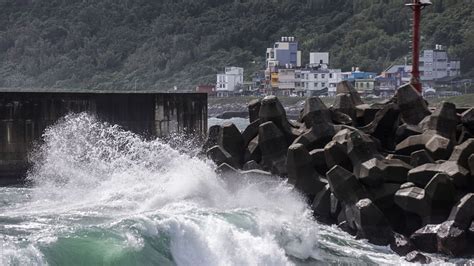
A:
277 69 296 96
355 78 376 96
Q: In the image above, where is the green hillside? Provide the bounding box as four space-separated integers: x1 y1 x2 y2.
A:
0 0 472 91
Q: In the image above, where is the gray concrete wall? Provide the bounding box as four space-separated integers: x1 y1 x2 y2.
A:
0 92 207 184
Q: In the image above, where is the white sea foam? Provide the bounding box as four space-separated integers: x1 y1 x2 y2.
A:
0 113 411 265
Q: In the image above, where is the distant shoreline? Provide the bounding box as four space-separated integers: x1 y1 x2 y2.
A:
208 94 474 118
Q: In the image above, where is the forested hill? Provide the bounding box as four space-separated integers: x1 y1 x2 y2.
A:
0 0 473 91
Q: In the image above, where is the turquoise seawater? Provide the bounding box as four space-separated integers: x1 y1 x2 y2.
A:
0 114 464 265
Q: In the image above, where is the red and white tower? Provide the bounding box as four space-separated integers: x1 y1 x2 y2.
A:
405 0 432 94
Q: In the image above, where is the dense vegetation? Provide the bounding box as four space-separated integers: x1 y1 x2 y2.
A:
0 0 472 91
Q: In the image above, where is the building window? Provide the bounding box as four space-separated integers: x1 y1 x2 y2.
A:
314 82 318 87
322 74 325 79
329 74 333 78
314 74 318 79
321 83 326 87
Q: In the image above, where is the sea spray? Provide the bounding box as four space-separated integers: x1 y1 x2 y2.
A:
1 113 406 265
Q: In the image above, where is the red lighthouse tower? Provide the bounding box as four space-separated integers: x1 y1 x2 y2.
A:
405 0 432 94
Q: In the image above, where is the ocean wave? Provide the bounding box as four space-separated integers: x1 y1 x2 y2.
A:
1 113 406 265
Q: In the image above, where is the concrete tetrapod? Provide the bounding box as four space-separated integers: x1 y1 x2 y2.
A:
202 91 474 260
218 122 245 166
258 95 295 144
461 108 474 132
352 198 394 245
395 84 431 125
258 121 288 176
287 143 327 199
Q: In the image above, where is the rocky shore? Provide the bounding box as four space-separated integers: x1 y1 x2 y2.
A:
203 81 474 263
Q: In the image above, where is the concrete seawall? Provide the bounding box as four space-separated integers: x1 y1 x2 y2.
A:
0 91 207 185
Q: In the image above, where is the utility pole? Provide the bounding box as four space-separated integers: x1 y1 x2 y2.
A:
405 0 432 94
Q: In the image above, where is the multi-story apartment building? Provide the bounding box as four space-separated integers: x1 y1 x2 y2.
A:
299 68 342 96
216 67 244 97
266 37 302 69
264 37 302 95
328 71 343 96
277 69 296 96
265 68 342 97
301 69 328 95
420 45 461 85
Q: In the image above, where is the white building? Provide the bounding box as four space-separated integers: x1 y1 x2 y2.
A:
328 70 343 96
309 52 330 68
216 67 244 97
300 69 342 96
420 45 461 84
263 49 342 96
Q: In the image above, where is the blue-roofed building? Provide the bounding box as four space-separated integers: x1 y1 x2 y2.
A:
340 68 377 82
339 68 377 96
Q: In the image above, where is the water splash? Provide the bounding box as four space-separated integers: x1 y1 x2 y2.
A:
1 113 406 265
